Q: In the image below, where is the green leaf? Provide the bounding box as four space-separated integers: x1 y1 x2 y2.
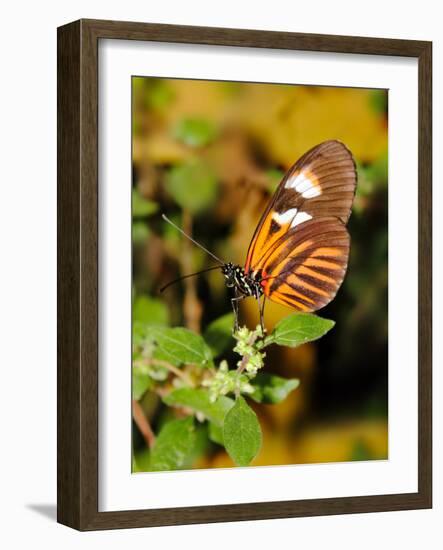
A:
150 417 196 472
265 313 335 348
132 189 158 217
133 296 169 326
164 388 234 426
223 396 262 466
181 423 211 468
249 373 300 404
208 421 224 446
132 369 152 400
203 313 235 357
173 117 218 148
165 160 218 214
153 327 213 366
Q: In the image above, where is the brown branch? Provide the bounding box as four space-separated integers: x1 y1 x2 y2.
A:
132 399 156 449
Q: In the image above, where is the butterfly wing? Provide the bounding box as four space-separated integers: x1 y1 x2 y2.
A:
260 218 350 311
245 140 357 312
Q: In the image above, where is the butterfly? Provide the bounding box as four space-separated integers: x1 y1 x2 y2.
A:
161 140 357 332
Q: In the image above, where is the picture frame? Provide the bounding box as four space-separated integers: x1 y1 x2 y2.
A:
57 18 432 530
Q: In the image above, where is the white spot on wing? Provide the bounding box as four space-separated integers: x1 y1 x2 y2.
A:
290 211 312 227
302 187 321 198
272 208 298 225
285 171 321 198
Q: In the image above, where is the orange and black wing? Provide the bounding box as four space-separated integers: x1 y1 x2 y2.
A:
260 218 350 311
245 140 357 311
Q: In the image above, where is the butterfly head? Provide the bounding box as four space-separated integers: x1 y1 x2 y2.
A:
221 262 237 288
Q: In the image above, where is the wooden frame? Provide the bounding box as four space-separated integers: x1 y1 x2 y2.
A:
57 18 432 530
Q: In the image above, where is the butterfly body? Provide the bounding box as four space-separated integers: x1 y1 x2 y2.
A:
222 262 264 299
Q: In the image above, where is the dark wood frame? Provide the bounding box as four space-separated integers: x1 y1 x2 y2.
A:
57 18 432 531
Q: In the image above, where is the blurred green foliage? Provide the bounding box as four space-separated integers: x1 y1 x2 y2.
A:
173 117 218 147
165 159 218 214
133 295 169 326
203 312 235 357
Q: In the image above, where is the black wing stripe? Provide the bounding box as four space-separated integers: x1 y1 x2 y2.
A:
261 217 351 312
257 220 349 274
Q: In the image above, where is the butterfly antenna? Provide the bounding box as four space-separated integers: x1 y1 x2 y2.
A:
159 265 221 293
161 214 224 265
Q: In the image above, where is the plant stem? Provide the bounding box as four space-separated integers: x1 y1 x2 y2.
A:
132 399 156 449
236 332 258 375
234 332 260 398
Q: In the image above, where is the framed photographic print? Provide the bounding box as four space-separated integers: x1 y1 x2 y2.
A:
57 19 432 530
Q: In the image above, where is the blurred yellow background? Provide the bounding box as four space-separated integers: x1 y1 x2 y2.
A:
132 77 388 470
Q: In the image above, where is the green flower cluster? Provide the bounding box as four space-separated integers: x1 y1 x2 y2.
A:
203 325 266 401
202 360 253 402
233 325 266 375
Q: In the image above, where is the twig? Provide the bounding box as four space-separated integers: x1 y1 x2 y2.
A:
152 386 169 398
132 399 156 449
134 357 195 387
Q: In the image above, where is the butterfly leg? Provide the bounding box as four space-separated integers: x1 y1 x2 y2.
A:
231 290 245 333
257 296 266 336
